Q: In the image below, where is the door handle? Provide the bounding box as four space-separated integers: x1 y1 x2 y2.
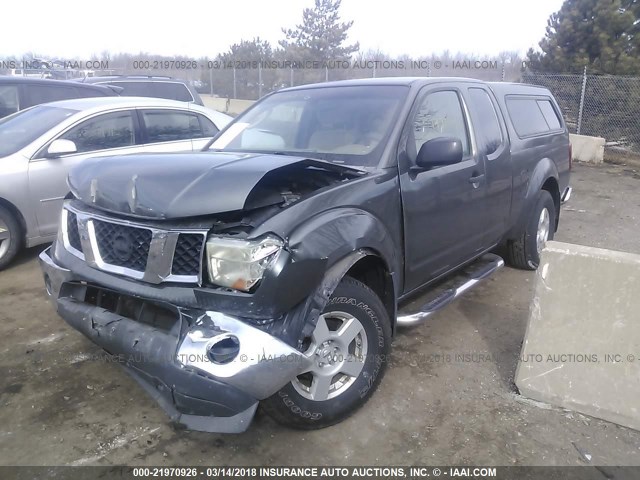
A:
468 173 485 184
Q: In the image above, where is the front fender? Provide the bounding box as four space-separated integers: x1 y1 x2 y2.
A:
265 208 400 348
288 207 399 278
265 248 389 349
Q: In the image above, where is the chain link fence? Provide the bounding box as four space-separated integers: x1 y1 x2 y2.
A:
210 66 640 154
523 72 640 154
205 60 525 101
28 59 633 155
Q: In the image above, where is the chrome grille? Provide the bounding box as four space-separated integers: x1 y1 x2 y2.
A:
61 204 207 284
172 233 204 276
66 211 83 253
93 220 152 272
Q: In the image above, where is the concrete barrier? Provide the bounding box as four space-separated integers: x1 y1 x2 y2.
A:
570 134 605 164
201 96 255 116
515 241 640 430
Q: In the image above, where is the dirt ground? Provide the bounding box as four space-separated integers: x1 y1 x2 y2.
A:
1 162 639 467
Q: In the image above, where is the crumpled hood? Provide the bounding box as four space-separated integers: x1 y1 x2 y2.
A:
68 151 362 219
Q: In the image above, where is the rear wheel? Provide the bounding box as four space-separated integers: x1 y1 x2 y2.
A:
0 206 21 271
506 190 556 270
261 276 391 429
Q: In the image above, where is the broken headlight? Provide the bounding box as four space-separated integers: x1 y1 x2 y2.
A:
205 235 283 292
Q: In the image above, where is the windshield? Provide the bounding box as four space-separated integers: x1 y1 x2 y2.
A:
0 105 78 158
208 85 408 167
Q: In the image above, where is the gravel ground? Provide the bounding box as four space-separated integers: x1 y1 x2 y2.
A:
0 162 639 466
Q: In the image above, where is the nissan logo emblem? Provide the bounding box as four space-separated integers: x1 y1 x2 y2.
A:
112 234 133 263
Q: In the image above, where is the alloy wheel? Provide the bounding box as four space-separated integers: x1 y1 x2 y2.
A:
292 311 368 401
0 219 10 260
536 207 550 254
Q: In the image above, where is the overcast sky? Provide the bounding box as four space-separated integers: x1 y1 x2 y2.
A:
1 0 564 59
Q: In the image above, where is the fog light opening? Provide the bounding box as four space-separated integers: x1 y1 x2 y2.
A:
207 335 240 364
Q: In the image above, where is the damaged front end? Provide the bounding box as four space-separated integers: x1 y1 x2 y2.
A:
39 152 365 432
40 252 311 432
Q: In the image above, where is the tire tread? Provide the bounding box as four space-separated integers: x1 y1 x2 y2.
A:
261 276 391 430
505 190 556 271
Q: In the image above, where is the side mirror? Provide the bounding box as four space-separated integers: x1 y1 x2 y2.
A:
46 139 77 158
416 137 463 169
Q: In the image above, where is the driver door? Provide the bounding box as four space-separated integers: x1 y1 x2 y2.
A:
399 87 489 292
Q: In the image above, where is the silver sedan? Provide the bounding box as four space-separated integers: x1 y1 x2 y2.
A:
0 96 231 269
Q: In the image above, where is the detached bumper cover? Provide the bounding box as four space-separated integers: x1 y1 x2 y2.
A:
39 246 311 433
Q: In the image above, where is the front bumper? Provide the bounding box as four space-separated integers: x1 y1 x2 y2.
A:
39 246 312 433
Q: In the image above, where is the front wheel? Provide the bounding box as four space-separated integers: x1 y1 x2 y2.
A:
261 276 391 429
506 190 557 270
0 205 22 271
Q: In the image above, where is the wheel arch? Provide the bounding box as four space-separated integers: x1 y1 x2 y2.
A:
344 253 396 332
269 248 399 348
507 158 560 240
541 176 561 231
266 207 401 347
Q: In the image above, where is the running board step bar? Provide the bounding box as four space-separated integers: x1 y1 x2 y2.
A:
396 253 505 327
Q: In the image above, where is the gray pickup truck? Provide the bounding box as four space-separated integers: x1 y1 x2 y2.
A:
39 77 571 433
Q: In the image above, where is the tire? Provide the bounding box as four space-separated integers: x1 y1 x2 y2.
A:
506 190 556 270
0 205 22 271
261 276 392 429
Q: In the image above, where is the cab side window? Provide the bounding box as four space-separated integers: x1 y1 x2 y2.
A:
413 91 470 158
468 88 503 155
61 111 136 153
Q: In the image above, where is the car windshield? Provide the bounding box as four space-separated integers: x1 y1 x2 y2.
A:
0 105 78 157
208 85 408 167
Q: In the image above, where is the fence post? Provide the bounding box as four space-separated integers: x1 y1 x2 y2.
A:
577 66 587 135
258 63 262 99
501 62 505 81
232 67 237 100
290 66 294 87
209 68 213 97
325 66 328 82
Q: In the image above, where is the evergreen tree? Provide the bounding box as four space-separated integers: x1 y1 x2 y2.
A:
213 38 276 99
527 0 640 74
280 0 359 63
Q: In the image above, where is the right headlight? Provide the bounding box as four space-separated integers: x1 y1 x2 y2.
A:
205 235 283 292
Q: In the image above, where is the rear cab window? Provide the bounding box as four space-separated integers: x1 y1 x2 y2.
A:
536 99 561 130
506 96 563 138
